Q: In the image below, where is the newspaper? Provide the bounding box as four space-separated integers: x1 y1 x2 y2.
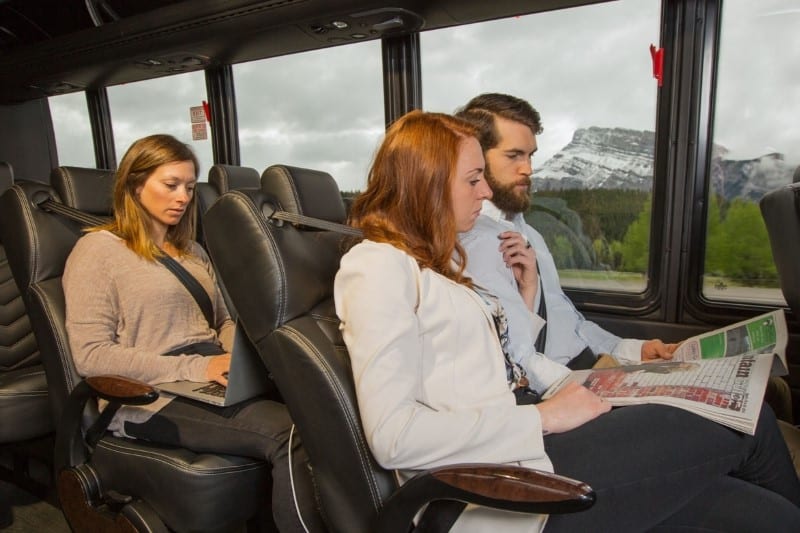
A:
670 310 787 376
543 310 788 435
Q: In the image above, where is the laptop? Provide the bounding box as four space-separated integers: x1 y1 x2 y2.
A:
157 322 271 407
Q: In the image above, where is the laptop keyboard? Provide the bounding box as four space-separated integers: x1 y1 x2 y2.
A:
193 382 227 397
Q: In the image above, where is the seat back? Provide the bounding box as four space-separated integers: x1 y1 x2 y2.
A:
209 163 261 194
50 167 115 216
0 179 102 422
0 162 39 372
261 164 347 224
196 164 260 246
760 182 800 316
0 163 52 443
204 171 396 532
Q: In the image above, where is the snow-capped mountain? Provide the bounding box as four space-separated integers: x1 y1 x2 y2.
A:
536 127 795 200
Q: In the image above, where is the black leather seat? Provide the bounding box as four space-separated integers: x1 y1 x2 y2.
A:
761 182 800 320
50 166 115 217
0 169 271 532
196 164 260 247
0 162 53 526
760 181 800 472
0 163 51 445
261 164 347 223
204 166 595 532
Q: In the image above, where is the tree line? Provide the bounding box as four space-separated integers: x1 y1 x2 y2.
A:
344 188 777 287
531 189 778 287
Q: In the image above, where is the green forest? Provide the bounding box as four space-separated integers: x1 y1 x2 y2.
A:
530 189 778 287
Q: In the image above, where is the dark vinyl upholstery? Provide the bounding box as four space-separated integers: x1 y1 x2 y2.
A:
205 187 394 532
261 164 347 224
0 171 270 532
196 164 260 247
209 163 261 193
0 163 52 444
205 166 595 532
761 182 800 316
50 166 115 216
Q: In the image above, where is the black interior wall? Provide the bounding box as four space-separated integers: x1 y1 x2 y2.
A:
0 99 58 183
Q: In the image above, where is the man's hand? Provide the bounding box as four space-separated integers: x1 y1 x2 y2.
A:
206 354 231 386
641 340 679 362
498 231 538 311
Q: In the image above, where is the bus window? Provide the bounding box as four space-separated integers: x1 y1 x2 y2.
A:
106 71 213 179
50 92 95 167
702 0 797 306
233 39 383 194
422 0 660 294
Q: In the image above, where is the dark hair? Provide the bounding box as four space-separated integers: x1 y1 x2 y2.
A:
348 110 478 285
455 93 543 152
92 134 199 260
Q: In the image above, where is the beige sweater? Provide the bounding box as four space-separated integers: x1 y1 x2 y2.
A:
63 230 235 432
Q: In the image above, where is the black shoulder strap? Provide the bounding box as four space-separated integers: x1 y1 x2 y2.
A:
37 197 109 227
157 254 215 328
267 208 363 236
37 197 216 327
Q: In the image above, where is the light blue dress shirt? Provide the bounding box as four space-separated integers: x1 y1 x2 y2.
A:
460 201 643 389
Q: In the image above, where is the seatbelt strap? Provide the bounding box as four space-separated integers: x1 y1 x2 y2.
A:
37 197 109 227
266 208 363 237
157 254 215 327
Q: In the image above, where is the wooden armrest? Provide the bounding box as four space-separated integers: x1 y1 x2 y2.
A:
431 464 594 506
376 463 595 533
85 375 159 406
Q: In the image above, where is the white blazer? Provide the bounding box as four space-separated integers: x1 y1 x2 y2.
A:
335 240 552 532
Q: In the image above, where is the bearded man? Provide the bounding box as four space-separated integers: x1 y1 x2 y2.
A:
456 93 676 393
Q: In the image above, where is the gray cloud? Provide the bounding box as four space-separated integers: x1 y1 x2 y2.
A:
49 0 800 192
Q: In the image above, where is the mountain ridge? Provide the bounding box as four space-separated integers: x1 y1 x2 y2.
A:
536 126 795 200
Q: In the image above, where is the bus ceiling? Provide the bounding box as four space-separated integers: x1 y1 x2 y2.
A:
0 0 608 104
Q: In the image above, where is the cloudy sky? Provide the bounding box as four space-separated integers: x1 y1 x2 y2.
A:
49 0 799 192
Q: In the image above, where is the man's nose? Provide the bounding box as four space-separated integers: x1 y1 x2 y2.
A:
520 158 532 176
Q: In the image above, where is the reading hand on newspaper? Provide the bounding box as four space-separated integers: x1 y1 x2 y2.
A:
641 339 680 362
537 381 611 434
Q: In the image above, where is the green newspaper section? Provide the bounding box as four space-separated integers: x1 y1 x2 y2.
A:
698 315 777 359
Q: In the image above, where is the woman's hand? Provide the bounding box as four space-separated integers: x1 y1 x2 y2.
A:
206 354 231 386
498 231 538 311
536 381 611 434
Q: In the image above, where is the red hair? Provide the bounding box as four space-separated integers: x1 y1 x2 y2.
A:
348 110 478 285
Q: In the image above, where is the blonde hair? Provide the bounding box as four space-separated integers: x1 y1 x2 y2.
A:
92 134 199 261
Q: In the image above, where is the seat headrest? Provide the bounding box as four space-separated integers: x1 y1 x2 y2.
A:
261 164 346 223
0 161 13 193
208 164 260 194
50 166 115 216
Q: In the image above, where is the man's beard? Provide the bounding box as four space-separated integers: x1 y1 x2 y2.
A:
485 166 532 214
